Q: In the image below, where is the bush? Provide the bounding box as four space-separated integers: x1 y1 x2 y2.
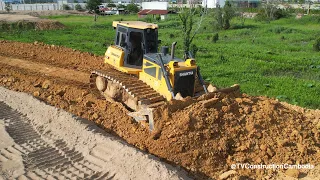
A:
143 16 153 23
86 0 102 14
107 3 116 7
255 7 290 22
212 33 219 43
214 2 235 30
255 8 268 22
117 4 126 8
5 3 11 13
75 4 82 11
126 3 139 13
273 8 290 20
313 38 320 52
63 4 71 10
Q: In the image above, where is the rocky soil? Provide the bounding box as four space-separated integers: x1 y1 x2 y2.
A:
0 41 319 179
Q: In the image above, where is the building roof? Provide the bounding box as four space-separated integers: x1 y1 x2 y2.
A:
138 9 169 15
112 21 158 30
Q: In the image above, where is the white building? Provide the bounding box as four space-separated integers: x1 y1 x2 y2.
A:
141 1 168 10
202 0 225 8
139 1 169 20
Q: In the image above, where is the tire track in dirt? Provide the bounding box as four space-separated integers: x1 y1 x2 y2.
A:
0 101 112 179
0 87 191 180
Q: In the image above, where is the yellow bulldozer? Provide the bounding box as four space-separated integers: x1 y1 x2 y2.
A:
90 21 239 131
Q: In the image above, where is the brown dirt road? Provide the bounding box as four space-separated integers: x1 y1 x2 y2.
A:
0 40 319 179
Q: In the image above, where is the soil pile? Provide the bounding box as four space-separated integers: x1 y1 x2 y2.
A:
34 20 65 30
0 40 107 71
0 20 65 30
152 93 320 178
0 41 319 179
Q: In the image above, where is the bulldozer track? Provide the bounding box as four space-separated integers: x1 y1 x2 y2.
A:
0 101 114 180
90 69 167 109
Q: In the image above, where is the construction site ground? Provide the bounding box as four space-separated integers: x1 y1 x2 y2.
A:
0 41 319 179
0 87 190 180
0 13 66 31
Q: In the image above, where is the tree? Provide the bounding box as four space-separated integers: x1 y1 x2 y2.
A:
215 5 223 30
126 3 139 13
117 4 126 9
255 0 289 22
178 7 205 58
214 2 235 30
5 3 12 13
223 1 235 29
107 3 116 7
75 4 83 11
63 4 71 10
86 0 102 14
262 0 281 21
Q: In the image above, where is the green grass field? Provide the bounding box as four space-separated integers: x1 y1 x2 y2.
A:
1 14 319 109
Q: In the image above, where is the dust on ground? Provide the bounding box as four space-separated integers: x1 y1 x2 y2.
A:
0 40 319 179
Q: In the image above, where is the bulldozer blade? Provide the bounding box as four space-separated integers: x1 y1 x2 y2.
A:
128 107 154 131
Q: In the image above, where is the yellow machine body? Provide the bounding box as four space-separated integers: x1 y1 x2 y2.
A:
103 21 200 101
104 45 142 75
91 21 240 131
139 59 198 101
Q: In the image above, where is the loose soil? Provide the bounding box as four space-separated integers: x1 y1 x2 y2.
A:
0 87 190 179
0 40 319 179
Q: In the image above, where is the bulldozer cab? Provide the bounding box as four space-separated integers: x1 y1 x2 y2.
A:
113 21 159 68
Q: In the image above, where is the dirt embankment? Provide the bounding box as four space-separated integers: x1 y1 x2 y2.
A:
0 14 65 30
0 41 319 179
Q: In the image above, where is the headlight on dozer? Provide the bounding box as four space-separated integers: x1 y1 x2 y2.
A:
168 61 179 69
185 59 196 67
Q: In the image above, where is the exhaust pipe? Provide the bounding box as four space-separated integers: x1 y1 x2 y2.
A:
171 42 177 60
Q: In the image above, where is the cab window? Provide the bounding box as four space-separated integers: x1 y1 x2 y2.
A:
157 69 162 80
115 26 127 48
120 33 126 47
145 67 156 77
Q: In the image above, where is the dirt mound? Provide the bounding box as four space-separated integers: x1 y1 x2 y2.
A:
34 20 65 30
0 41 319 179
0 40 106 71
0 19 65 30
152 94 320 178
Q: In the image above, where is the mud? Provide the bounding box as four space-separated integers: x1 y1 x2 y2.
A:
0 41 319 179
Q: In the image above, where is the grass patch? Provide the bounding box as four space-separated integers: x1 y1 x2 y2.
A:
1 14 319 109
